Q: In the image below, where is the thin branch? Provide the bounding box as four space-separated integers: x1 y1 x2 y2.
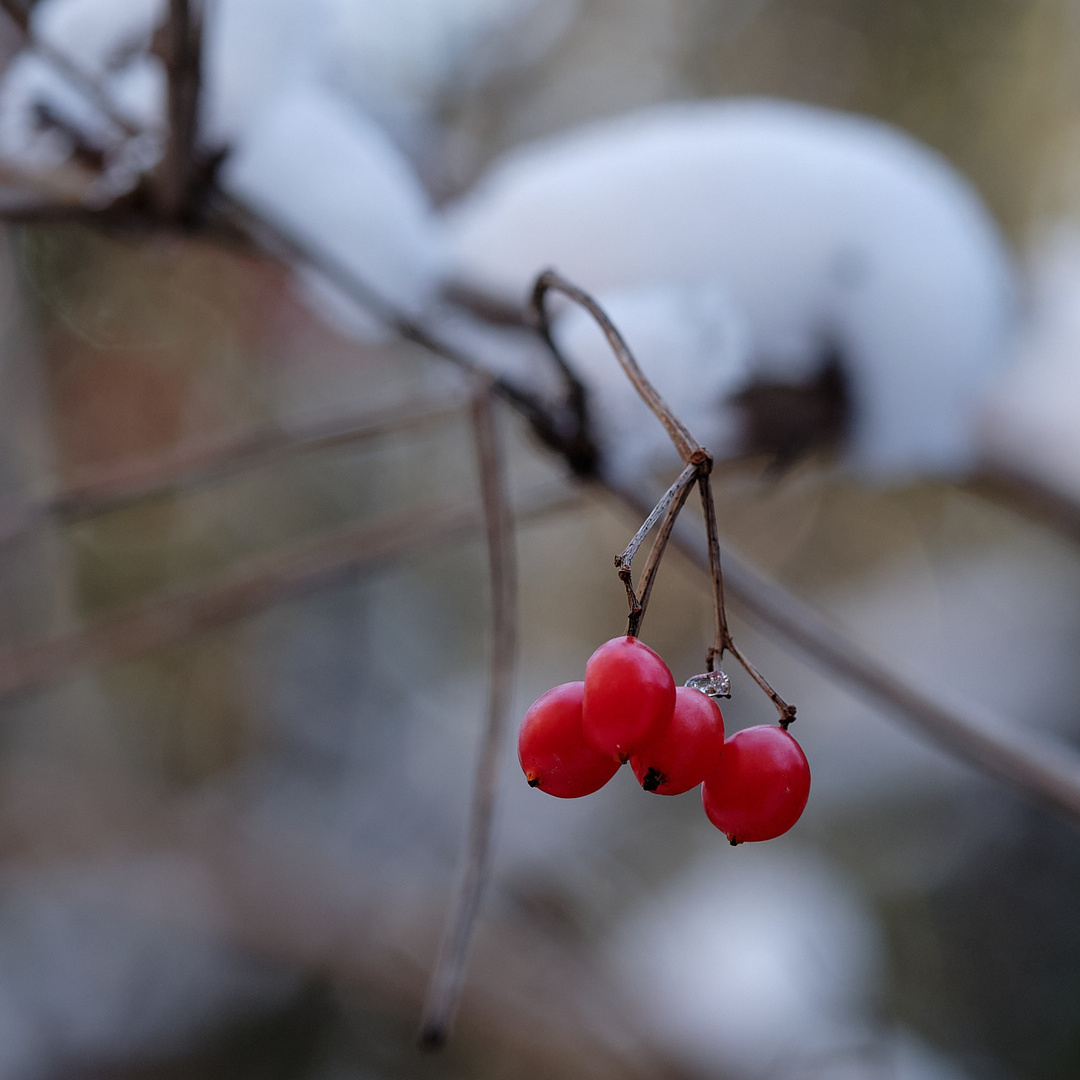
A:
608 482 1080 824
696 469 794 722
0 0 26 31
632 470 698 637
420 386 517 1048
0 397 466 545
531 270 702 464
216 194 600 477
443 279 530 328
151 0 203 221
51 396 467 523
613 461 697 636
697 470 729 667
0 480 564 701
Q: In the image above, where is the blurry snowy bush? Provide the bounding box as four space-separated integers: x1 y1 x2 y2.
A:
444 100 1016 479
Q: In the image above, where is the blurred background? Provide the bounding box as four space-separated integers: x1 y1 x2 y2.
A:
0 1 1079 1078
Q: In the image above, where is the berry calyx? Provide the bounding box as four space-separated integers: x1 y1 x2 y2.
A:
518 681 622 798
582 636 676 761
630 685 725 795
701 725 810 844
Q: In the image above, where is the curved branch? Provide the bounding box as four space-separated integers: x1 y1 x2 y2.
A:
531 270 701 464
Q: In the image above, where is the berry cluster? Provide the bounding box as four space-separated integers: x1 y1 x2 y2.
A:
518 636 810 844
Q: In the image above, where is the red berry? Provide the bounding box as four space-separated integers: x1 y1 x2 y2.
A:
630 685 725 795
518 682 621 798
701 725 810 844
582 636 676 761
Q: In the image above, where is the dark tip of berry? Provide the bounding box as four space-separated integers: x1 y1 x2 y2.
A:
526 776 541 788
729 836 741 847
641 767 665 793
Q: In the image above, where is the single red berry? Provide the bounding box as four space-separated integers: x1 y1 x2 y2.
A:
582 636 676 761
630 685 725 795
518 681 622 798
701 725 810 844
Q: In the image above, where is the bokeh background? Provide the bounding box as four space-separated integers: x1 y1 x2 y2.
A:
0 1 1079 1078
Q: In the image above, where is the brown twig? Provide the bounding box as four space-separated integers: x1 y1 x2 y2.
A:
50 396 467 524
697 469 794 722
151 0 203 221
216 194 600 477
420 386 517 1048
532 270 700 464
0 0 26 31
633 472 698 634
0 480 563 701
613 461 697 635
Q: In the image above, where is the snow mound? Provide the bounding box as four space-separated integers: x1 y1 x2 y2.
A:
444 99 1016 478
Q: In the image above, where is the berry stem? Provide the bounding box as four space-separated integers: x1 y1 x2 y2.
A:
616 461 698 635
630 466 699 636
532 270 701 463
698 467 795 724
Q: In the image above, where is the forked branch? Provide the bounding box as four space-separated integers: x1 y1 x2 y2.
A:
531 272 793 720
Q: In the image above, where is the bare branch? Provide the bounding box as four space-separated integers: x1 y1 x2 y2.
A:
216 194 600 476
420 386 517 1048
51 396 467 523
632 469 698 637
151 0 203 221
0 481 565 700
613 461 697 636
0 0 27 31
531 270 702 464
696 469 794 722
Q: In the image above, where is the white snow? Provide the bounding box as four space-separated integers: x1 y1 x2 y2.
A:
220 82 448 332
443 99 1016 478
978 224 1080 503
606 848 886 1078
31 0 163 77
316 0 577 131
204 0 578 146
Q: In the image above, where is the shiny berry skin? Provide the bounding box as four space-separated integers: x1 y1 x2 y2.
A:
582 636 676 762
630 685 725 795
518 681 621 798
701 725 810 844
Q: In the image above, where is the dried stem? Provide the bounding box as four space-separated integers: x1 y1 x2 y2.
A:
632 472 698 637
614 461 697 635
218 195 599 476
697 470 795 722
152 0 203 221
0 480 559 701
420 386 517 1048
0 0 26 30
532 270 701 464
51 396 466 523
